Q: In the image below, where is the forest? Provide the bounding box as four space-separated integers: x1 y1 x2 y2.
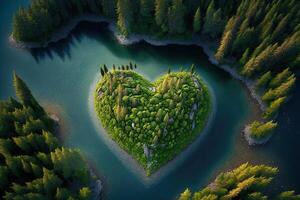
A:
178 163 300 200
12 0 299 143
95 64 211 175
0 73 94 199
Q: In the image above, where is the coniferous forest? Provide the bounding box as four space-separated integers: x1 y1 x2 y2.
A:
0 73 93 199
5 0 300 199
12 0 299 141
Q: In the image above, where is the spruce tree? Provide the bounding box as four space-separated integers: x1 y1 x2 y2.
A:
193 7 201 33
215 16 241 62
117 0 133 36
101 0 116 19
154 0 169 32
139 0 155 26
167 0 186 35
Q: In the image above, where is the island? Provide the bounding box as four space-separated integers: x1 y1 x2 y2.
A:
10 0 299 145
94 64 211 175
0 73 101 199
178 163 300 200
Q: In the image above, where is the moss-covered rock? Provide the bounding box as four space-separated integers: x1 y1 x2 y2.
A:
94 66 211 175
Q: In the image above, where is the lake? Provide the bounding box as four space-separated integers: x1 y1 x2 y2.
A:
1 1 300 199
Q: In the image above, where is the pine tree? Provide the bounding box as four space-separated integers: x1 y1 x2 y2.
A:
117 0 133 36
263 97 286 119
79 187 92 200
232 27 256 54
179 189 191 200
13 72 45 115
269 68 292 88
193 7 201 33
249 120 277 139
239 48 250 66
202 1 225 38
215 16 241 62
155 0 169 32
167 0 186 35
101 0 116 19
262 76 296 102
43 168 63 195
242 44 278 77
277 191 300 199
256 71 272 88
140 0 154 25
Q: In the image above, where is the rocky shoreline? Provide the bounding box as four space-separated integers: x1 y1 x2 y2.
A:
9 14 266 113
10 14 266 147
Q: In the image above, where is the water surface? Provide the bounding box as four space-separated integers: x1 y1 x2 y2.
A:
1 1 300 199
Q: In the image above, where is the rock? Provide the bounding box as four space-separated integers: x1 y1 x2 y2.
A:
50 114 60 123
192 77 202 90
168 117 174 124
192 121 195 130
149 87 156 92
131 122 135 128
92 179 103 200
192 103 197 111
189 112 194 120
143 144 150 159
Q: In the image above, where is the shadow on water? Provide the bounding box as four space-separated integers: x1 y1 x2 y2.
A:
29 21 228 79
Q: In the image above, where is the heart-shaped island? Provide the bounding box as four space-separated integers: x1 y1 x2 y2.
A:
94 64 211 175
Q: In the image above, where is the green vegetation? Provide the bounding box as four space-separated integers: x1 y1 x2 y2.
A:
0 73 93 199
94 64 211 175
248 120 278 141
12 0 299 144
178 163 300 200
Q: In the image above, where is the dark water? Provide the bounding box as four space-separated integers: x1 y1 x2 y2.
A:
0 1 299 199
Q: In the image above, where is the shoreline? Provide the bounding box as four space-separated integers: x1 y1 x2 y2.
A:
9 14 266 113
88 73 217 185
243 125 272 146
41 101 69 142
42 101 103 199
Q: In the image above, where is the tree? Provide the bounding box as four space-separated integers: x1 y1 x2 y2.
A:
193 7 201 33
239 48 250 66
215 16 241 62
202 1 225 38
249 120 277 140
51 148 89 184
155 0 169 32
139 0 154 26
13 72 39 109
101 0 116 19
242 44 278 77
168 0 186 35
262 76 296 102
263 97 286 119
179 163 280 199
0 166 9 190
277 191 300 200
117 0 133 36
179 189 191 200
43 168 63 195
256 71 272 88
164 113 169 125
269 68 292 88
79 187 92 200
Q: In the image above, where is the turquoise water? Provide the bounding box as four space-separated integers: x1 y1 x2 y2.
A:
1 1 300 199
